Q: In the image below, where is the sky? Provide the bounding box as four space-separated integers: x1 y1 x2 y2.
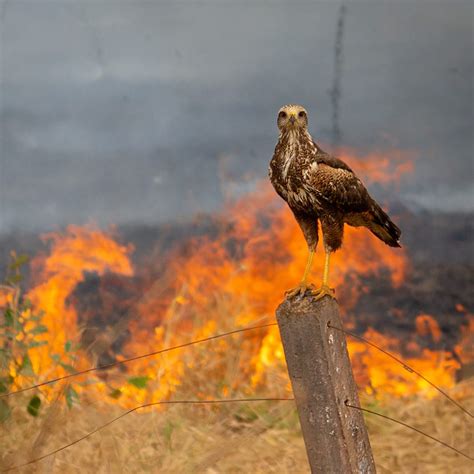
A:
1 1 472 233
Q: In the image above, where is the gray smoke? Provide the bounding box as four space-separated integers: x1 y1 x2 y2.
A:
1 1 472 233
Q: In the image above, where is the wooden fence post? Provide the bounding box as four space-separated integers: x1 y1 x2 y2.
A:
276 295 376 474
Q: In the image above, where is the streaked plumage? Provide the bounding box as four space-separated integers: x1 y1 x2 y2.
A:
269 104 401 298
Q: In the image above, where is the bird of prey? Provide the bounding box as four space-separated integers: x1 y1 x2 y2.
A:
269 104 401 299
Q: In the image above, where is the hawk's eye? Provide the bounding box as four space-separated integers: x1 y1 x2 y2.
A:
279 111 287 119
298 111 306 118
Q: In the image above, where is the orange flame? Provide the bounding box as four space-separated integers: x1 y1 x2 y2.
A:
348 328 459 399
338 147 415 186
15 148 466 405
26 226 133 382
415 314 442 343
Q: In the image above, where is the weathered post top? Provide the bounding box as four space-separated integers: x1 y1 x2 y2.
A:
276 295 376 474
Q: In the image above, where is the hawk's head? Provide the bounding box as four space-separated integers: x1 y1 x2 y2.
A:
277 104 308 131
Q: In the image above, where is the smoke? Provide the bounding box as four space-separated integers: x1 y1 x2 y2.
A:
1 1 472 233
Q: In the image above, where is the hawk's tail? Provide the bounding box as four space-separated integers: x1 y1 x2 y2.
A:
367 202 401 248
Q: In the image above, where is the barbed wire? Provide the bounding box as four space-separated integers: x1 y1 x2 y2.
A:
328 322 473 419
345 400 473 462
1 313 471 470
0 321 277 398
4 317 471 424
0 397 295 472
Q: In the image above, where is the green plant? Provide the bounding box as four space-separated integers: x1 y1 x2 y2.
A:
0 252 79 421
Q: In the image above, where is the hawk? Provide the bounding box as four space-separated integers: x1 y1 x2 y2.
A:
269 104 401 299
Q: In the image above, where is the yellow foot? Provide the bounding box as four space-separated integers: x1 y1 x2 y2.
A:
312 284 335 301
285 283 317 299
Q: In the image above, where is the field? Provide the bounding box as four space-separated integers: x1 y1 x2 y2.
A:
0 198 472 473
1 329 472 473
2 1 472 472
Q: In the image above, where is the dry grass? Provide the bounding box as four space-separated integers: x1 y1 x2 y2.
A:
1 293 472 473
0 379 472 473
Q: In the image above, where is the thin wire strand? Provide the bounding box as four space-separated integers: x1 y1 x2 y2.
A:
345 401 473 462
328 322 473 419
1 322 277 398
0 397 295 472
2 318 471 469
4 396 472 471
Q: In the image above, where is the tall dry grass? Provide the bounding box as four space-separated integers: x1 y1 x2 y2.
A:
1 272 472 473
0 317 472 474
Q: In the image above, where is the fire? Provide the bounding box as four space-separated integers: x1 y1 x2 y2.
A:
9 147 467 406
337 147 415 186
415 314 442 343
348 328 459 399
25 226 133 383
0 288 14 309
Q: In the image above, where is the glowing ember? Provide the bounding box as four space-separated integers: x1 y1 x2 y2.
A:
416 314 442 343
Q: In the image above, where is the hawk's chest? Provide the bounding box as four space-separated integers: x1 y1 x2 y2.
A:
269 133 318 209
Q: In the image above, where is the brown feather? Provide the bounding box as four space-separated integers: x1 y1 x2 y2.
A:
269 105 402 252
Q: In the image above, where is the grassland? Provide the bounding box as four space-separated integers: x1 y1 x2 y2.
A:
1 377 472 473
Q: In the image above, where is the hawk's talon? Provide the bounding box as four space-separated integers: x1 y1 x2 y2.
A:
312 284 335 301
285 283 316 299
285 283 335 301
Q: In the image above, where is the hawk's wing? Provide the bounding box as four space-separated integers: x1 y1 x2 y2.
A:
309 145 401 247
309 149 370 213
314 146 354 173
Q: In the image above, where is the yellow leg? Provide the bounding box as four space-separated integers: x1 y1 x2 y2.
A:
301 249 315 285
285 249 336 300
322 250 330 286
314 250 335 301
285 249 316 298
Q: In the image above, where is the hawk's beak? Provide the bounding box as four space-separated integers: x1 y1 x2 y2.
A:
289 114 296 124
